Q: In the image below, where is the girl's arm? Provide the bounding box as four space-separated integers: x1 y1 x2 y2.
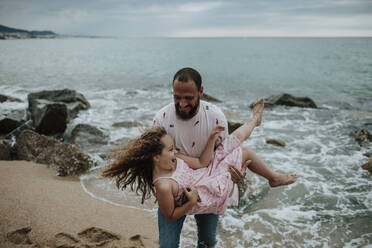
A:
156 182 198 221
176 126 225 169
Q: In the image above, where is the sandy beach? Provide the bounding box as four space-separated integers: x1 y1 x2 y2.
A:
0 161 158 247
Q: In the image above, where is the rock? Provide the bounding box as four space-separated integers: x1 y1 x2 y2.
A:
112 121 138 128
15 130 94 176
0 94 22 103
69 124 109 154
256 93 318 109
4 120 35 140
27 89 90 136
0 140 11 160
0 117 23 135
351 129 372 147
228 121 242 134
0 110 27 135
201 93 222 103
363 152 372 158
28 100 68 135
27 89 90 131
266 138 286 147
362 160 372 175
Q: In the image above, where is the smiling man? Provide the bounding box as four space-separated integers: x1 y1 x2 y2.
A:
153 68 237 247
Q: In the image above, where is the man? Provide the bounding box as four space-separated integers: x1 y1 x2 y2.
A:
153 67 247 247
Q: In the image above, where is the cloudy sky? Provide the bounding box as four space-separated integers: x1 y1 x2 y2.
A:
1 0 371 37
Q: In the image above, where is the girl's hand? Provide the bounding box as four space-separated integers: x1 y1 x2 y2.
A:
184 187 199 205
210 125 225 140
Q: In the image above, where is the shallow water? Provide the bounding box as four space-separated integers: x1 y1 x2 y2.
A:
1 37 372 247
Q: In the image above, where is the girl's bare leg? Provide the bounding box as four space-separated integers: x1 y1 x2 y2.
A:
232 98 264 143
242 146 297 187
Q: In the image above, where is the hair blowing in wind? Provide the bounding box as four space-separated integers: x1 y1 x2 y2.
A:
102 126 167 204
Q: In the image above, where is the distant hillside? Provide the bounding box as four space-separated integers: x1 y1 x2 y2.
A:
0 25 57 39
0 24 56 35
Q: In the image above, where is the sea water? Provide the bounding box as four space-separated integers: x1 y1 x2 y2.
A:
1 37 372 247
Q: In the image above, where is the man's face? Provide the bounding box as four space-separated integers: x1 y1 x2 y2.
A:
173 79 202 120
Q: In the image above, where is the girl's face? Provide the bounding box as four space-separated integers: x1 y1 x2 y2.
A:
156 134 177 171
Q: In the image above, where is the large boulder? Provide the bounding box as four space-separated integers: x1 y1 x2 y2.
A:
15 130 94 176
0 118 23 135
3 120 35 140
27 89 90 135
29 100 68 135
69 124 109 154
0 110 26 135
28 89 90 119
256 93 318 109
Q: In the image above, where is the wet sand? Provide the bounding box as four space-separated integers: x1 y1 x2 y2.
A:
0 161 158 247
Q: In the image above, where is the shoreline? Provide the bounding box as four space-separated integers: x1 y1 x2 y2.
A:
0 161 158 247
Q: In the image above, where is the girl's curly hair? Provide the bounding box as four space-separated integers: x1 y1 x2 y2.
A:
102 126 167 204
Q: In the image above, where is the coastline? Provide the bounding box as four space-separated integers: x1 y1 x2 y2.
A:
0 160 158 247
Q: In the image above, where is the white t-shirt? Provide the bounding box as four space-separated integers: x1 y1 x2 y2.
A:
153 100 228 157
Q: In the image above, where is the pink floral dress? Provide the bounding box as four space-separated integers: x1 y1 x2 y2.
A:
157 135 242 215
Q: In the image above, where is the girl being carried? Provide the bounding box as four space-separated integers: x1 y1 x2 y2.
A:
102 99 297 221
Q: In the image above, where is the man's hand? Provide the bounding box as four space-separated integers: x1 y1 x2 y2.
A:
229 160 251 184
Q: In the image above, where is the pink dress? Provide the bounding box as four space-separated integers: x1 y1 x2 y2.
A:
156 135 243 215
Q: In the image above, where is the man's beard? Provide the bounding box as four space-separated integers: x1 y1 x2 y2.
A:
175 97 200 120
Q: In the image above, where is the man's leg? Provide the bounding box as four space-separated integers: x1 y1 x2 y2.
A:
194 214 219 248
158 208 186 248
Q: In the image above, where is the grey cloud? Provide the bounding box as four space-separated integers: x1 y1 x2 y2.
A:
0 0 371 37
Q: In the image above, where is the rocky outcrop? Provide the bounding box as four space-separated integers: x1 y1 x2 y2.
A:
27 89 90 135
0 94 22 103
3 120 35 140
29 100 68 135
201 93 222 103
0 110 26 135
266 138 286 147
0 118 23 135
69 124 109 154
351 129 372 147
15 130 94 176
256 93 318 109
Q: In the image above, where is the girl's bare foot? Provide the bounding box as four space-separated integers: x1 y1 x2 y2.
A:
269 173 298 187
252 98 264 126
